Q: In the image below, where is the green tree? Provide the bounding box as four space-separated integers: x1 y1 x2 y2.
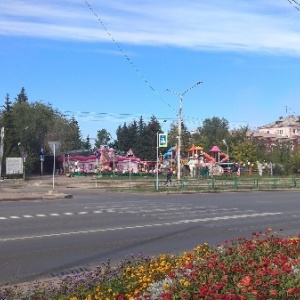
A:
116 116 163 161
167 120 191 158
127 119 139 153
45 115 83 153
82 135 92 151
108 137 119 151
231 141 258 163
0 94 17 160
0 94 14 175
190 129 201 147
181 121 192 157
15 87 28 104
223 126 249 161
116 123 129 153
197 117 230 151
230 126 248 143
289 149 300 174
2 101 56 174
68 117 83 150
134 116 146 159
141 116 161 161
95 129 111 148
1 89 84 174
2 94 12 112
167 121 178 150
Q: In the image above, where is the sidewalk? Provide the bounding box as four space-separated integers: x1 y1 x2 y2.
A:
0 176 73 201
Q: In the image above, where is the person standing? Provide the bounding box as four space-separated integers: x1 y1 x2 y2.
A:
165 169 172 186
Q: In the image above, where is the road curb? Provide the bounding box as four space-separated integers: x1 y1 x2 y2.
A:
0 193 73 201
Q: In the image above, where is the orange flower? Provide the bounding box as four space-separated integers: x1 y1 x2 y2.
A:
240 275 251 286
270 289 278 296
265 228 272 234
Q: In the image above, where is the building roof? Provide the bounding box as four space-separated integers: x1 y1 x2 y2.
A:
259 115 300 129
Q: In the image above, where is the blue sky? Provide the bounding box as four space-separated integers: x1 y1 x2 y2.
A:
1 0 300 140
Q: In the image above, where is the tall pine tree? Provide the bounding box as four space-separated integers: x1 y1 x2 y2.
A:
15 87 28 104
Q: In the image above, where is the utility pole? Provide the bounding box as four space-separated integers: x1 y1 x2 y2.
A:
0 127 4 179
166 82 203 181
222 139 229 169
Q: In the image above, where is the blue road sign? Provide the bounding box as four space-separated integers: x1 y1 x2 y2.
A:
159 133 168 147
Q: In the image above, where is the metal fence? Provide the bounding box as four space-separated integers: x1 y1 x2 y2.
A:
89 176 300 191
153 177 300 191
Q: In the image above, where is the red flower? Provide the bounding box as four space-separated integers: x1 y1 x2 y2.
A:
269 279 280 285
269 269 279 276
287 287 300 295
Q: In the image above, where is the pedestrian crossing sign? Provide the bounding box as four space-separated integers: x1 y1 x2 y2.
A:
159 133 168 147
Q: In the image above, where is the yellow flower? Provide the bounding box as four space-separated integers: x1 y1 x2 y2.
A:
161 260 166 265
95 286 101 292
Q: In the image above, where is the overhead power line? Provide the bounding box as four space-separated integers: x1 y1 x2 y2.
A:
84 0 176 113
83 1 205 128
63 110 204 126
287 0 300 11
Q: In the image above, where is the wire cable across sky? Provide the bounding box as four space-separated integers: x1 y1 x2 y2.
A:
84 0 176 113
83 0 206 128
287 0 300 11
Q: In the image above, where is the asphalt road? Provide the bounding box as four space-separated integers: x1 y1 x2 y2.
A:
1 189 300 286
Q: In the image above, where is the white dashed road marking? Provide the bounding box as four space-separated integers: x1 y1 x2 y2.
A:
0 206 271 222
0 212 282 242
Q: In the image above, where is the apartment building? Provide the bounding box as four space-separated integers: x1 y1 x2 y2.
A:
247 115 300 151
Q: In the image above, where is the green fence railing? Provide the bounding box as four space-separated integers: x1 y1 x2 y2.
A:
155 177 300 191
89 176 300 191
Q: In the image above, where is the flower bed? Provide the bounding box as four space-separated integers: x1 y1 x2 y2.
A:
2 229 300 299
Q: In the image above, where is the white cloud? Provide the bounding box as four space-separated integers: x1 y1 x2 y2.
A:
1 0 300 55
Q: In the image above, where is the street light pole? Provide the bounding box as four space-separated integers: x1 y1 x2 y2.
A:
177 95 183 182
0 127 4 179
156 120 167 191
222 139 229 169
53 142 56 190
166 81 203 181
156 131 159 190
